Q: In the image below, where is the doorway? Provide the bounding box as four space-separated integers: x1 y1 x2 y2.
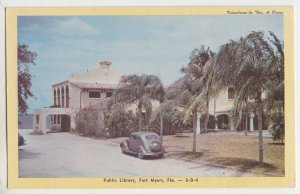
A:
61 115 71 132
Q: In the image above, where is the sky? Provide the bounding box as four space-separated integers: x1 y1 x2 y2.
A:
17 15 283 113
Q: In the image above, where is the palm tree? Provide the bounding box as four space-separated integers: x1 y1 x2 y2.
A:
211 31 283 163
112 74 165 131
178 45 214 152
151 99 187 134
184 56 220 132
151 100 174 141
265 32 284 143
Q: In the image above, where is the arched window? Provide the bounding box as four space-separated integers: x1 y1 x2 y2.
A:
228 87 235 99
53 89 56 106
57 88 61 106
66 85 69 108
61 87 65 108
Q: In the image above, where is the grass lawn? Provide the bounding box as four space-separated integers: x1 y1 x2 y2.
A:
163 131 284 176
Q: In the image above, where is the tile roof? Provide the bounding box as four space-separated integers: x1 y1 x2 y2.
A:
70 82 119 90
52 80 68 87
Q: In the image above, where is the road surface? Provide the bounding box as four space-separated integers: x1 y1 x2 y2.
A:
18 129 254 177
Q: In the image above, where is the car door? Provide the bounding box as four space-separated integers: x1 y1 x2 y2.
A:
128 135 138 152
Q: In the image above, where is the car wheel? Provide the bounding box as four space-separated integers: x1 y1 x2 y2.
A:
137 148 144 159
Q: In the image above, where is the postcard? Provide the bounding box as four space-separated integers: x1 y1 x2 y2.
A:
5 6 294 188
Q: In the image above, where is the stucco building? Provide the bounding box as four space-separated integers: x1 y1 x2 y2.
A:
209 88 258 132
33 61 122 133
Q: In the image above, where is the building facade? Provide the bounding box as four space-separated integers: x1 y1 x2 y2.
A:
199 87 266 133
33 61 122 133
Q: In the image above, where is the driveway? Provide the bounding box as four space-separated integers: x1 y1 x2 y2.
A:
18 129 254 177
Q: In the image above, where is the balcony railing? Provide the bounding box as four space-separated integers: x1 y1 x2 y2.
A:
49 105 61 108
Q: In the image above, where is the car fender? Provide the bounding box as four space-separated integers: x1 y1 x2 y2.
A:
120 141 129 152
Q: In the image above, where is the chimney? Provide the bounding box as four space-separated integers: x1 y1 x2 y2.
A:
99 61 111 68
99 60 111 75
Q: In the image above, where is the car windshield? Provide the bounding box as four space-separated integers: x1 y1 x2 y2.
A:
145 135 157 140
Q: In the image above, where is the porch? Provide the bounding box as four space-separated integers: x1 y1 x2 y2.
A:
33 107 78 134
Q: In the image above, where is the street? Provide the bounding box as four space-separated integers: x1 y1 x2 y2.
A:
18 129 254 177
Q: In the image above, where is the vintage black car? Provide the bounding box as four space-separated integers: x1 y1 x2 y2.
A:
120 131 164 159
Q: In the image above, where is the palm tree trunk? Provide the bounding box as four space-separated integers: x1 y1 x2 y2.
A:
245 115 248 135
257 93 264 163
192 112 197 153
204 86 210 133
138 116 142 131
138 104 143 131
160 115 163 145
204 96 210 133
245 101 249 136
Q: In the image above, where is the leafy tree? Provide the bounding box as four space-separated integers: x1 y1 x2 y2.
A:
112 74 165 131
18 44 37 113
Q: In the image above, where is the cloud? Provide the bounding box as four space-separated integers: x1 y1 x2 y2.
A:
20 15 283 113
18 17 99 38
55 18 98 35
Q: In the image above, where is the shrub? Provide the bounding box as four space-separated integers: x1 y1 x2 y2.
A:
18 133 26 147
149 108 191 135
74 106 139 138
74 108 105 136
104 109 139 138
269 111 284 143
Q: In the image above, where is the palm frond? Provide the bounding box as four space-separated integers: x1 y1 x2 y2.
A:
183 91 207 122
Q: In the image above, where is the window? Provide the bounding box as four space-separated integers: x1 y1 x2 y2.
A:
57 88 61 106
54 115 56 124
106 91 112 98
145 135 157 140
89 91 101 98
228 87 235 99
61 87 65 108
53 90 56 105
66 86 69 108
57 115 60 124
